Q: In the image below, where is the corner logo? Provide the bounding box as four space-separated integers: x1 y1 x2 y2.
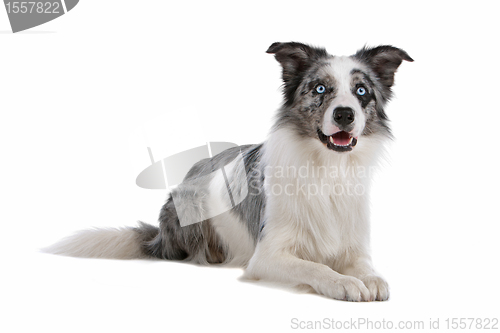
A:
3 0 79 33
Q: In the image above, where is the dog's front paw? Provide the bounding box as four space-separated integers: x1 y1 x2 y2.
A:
316 276 371 302
361 275 389 301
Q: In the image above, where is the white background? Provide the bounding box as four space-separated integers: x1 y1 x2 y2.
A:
1 1 499 332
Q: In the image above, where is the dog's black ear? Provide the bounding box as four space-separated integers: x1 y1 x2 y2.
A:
354 45 413 89
267 42 328 83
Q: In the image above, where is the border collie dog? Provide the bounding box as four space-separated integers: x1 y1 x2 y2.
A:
45 42 412 301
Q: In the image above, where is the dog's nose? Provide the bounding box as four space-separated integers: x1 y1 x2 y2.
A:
333 107 355 127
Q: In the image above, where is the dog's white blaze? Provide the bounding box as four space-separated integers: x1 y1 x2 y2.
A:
322 57 366 137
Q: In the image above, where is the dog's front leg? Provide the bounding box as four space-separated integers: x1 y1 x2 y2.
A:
245 248 371 302
339 256 390 301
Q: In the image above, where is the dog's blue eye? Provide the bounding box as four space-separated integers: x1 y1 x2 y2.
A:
356 87 366 96
316 85 326 94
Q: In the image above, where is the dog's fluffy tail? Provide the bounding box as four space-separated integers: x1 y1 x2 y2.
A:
41 222 159 259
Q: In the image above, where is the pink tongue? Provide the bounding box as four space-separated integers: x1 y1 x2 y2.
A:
332 131 351 145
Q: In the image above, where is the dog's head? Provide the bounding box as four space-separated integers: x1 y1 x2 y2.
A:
268 42 413 152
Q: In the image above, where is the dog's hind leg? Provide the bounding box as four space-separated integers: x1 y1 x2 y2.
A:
143 193 227 264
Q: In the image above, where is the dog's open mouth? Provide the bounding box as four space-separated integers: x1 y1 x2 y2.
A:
317 129 358 152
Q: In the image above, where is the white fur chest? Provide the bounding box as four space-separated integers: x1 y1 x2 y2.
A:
260 128 378 263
